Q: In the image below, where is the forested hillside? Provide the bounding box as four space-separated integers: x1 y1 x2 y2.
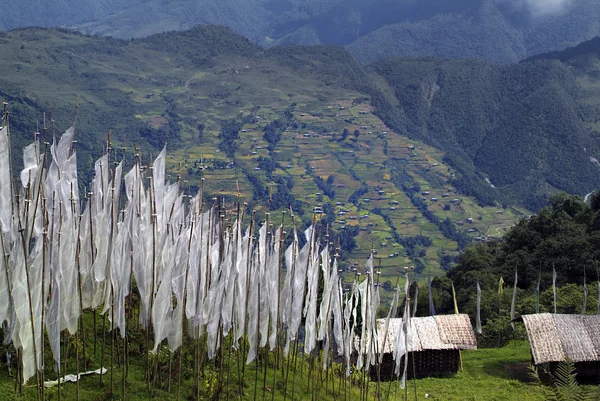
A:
5 0 600 64
367 55 600 211
4 26 600 279
432 192 600 346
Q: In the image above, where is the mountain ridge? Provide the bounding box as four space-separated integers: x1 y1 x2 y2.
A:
4 1 600 65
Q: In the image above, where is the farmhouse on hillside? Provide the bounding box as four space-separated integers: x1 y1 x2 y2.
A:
364 314 477 380
522 313 600 379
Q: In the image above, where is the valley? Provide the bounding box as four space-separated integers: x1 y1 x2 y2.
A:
0 27 526 285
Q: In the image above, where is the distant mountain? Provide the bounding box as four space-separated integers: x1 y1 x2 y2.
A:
0 0 145 32
5 0 600 64
0 26 527 277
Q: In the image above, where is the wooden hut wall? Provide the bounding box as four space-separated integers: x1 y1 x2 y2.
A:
547 361 600 381
371 350 461 380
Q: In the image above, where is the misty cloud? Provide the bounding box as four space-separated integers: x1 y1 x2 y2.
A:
497 0 574 17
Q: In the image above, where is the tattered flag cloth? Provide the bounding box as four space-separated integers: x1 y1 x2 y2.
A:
44 368 107 388
553 267 557 313
582 268 588 315
451 282 459 314
535 270 541 314
511 269 518 329
428 271 435 316
476 282 482 334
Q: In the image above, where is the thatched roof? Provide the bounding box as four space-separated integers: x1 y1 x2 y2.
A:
435 314 478 350
522 314 600 364
358 314 477 355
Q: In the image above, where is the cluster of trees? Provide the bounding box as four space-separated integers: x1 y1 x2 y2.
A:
262 121 283 152
450 193 600 290
348 184 368 205
218 118 244 158
389 164 470 249
313 174 336 200
423 192 600 346
262 109 295 153
270 176 303 213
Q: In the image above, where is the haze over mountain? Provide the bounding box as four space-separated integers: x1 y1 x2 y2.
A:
3 0 600 64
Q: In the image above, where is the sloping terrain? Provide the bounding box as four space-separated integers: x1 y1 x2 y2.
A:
4 26 600 283
366 55 600 211
0 26 527 284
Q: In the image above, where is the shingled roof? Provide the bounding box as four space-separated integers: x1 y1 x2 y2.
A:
360 314 477 354
522 313 600 364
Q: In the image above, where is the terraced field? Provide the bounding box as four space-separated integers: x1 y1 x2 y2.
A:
0 27 525 292
165 84 525 286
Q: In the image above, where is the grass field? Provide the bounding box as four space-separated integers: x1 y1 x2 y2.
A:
1 338 577 401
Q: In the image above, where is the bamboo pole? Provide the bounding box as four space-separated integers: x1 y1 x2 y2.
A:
17 193 42 401
282 211 298 401
36 123 49 401
110 287 115 395
147 159 157 390
216 211 227 400
75 199 87 372
40 196 49 401
253 216 263 401
0 223 17 392
195 184 206 401
270 213 285 401
88 183 97 358
8 102 42 401
100 134 117 388
240 213 255 396
177 217 194 401
53 198 62 401
120 333 126 400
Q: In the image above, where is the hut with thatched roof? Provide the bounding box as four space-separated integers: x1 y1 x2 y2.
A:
364 314 477 380
521 313 600 379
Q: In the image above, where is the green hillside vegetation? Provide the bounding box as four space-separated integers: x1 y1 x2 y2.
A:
422 192 600 348
6 26 600 285
0 26 530 287
6 25 600 283
367 54 600 211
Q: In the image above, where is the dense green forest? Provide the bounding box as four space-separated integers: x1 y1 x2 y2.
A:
367 55 600 211
425 192 600 346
